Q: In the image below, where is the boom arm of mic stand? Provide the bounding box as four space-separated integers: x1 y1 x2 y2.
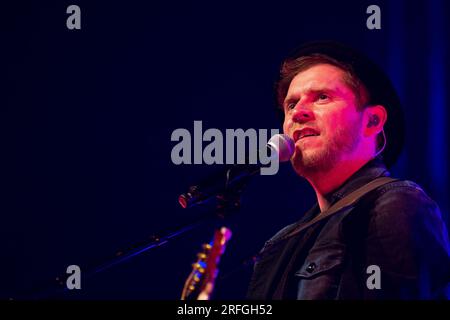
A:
28 217 215 299
29 170 249 300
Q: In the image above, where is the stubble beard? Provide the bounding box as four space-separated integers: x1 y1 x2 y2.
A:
291 119 363 177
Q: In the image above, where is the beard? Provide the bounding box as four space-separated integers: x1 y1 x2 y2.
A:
291 118 363 177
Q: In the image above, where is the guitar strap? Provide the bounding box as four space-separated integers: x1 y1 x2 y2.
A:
276 176 397 244
247 176 398 299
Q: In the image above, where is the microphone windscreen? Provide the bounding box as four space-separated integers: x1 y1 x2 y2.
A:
267 134 295 162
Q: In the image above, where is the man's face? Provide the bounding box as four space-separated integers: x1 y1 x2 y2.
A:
282 64 364 176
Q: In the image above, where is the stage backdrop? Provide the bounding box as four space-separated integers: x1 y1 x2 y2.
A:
2 0 449 299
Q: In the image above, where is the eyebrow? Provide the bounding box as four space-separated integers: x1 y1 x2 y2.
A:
283 87 340 108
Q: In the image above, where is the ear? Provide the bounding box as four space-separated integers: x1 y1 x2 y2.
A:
363 105 387 137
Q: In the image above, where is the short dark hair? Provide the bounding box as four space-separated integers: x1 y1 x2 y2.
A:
276 54 370 110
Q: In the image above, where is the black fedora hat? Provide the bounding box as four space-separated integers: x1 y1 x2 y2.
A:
276 40 405 168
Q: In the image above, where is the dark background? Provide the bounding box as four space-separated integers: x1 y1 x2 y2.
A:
2 0 449 299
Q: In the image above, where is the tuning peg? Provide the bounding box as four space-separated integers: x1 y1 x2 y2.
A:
197 252 207 260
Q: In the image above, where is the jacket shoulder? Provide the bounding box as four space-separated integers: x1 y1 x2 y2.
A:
361 179 450 297
368 179 443 223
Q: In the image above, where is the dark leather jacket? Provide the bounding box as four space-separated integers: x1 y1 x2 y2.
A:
247 158 450 299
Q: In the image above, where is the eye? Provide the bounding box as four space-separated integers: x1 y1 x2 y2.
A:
318 93 329 100
316 93 330 103
286 102 296 110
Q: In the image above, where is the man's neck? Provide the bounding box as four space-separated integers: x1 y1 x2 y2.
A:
305 157 372 212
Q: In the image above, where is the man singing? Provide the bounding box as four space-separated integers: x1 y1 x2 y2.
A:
246 41 450 299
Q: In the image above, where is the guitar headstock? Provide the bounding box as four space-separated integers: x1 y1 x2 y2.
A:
181 227 232 300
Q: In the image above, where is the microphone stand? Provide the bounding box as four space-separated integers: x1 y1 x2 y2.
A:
27 168 250 300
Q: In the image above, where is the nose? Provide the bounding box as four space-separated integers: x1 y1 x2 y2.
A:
291 103 315 123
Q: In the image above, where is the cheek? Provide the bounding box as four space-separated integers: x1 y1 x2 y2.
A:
282 117 291 134
319 109 352 131
324 110 362 136
326 118 340 131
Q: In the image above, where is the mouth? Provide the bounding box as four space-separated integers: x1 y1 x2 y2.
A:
293 128 320 142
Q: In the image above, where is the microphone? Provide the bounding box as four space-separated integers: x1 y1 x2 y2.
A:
178 134 294 209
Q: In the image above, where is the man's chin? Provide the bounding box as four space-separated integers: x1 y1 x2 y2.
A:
291 149 330 176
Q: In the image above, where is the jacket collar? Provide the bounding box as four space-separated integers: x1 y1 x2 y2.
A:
299 157 390 220
325 156 390 206
266 158 391 244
